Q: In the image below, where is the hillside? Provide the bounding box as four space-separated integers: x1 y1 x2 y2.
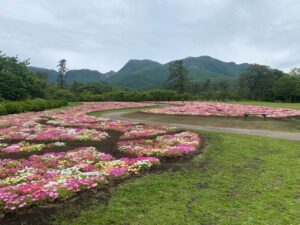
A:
180 56 249 82
65 69 106 84
108 56 249 89
29 56 250 89
28 67 106 85
108 60 168 89
28 66 58 84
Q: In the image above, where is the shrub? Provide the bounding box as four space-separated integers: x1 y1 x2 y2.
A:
78 90 193 102
51 89 76 102
1 99 67 115
0 104 7 115
3 102 25 114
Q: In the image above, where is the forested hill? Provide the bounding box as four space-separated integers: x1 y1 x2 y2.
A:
28 67 107 84
29 56 249 89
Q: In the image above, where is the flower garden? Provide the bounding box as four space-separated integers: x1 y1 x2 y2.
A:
0 102 201 220
142 101 300 118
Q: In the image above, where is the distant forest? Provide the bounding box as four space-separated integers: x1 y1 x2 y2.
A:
1 52 300 103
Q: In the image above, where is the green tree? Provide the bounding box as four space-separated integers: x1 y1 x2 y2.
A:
289 68 300 78
35 71 48 82
71 81 80 97
166 60 189 94
273 75 300 102
0 52 46 100
78 82 113 95
202 79 212 92
238 64 284 101
57 59 67 88
218 80 229 92
51 88 75 101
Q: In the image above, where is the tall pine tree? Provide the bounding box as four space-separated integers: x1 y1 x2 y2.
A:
57 59 67 88
166 60 189 95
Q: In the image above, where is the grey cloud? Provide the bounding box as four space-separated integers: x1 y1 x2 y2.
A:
0 0 299 72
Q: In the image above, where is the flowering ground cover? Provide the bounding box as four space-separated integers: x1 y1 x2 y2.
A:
46 118 173 140
142 101 300 118
0 113 43 128
0 142 46 153
0 147 160 211
0 142 66 154
0 102 154 129
118 131 201 157
120 124 177 139
0 125 109 142
47 116 176 140
98 120 139 132
0 102 201 222
43 102 155 126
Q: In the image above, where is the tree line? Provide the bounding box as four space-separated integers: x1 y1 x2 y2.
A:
1 52 300 103
166 60 300 102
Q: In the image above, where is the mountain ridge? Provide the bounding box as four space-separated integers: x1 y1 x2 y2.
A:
28 56 250 89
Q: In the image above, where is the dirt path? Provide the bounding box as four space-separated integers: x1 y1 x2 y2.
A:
102 110 300 141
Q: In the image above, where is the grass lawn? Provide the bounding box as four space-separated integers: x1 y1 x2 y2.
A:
124 112 300 132
52 131 300 225
236 101 300 110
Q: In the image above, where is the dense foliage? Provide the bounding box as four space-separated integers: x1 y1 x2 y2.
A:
236 65 300 102
0 99 67 115
0 53 47 100
193 64 300 102
78 89 192 102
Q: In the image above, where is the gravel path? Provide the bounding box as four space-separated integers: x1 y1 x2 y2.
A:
102 110 300 141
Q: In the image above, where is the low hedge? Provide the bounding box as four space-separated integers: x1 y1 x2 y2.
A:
0 99 68 115
79 90 193 102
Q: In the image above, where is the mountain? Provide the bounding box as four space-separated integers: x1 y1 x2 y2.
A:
104 71 116 78
28 66 58 84
29 56 250 89
108 60 168 89
108 56 249 89
178 56 249 82
28 67 106 85
65 69 106 84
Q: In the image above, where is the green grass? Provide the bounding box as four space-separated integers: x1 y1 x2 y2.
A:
236 101 300 110
52 131 300 225
124 112 300 132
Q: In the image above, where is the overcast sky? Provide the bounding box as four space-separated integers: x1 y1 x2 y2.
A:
0 0 299 72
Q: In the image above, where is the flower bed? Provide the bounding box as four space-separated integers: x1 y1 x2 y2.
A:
142 101 300 118
47 119 174 140
0 147 160 211
98 120 139 132
0 142 66 154
0 102 203 218
44 102 154 126
0 125 109 142
0 113 43 128
0 102 154 129
120 125 176 139
118 131 201 157
0 142 46 153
